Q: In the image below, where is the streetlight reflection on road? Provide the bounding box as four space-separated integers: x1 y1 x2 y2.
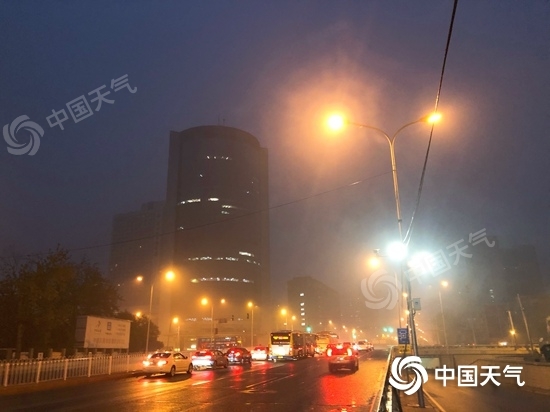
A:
327 111 441 408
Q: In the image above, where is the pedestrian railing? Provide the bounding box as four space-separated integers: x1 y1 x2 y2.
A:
0 353 146 387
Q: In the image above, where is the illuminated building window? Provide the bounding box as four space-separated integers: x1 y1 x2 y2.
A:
208 197 219 201
239 251 254 257
301 322 305 326
299 293 304 297
221 211 229 214
300 303 304 306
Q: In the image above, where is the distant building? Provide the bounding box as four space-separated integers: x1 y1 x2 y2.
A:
161 125 270 346
108 201 165 314
452 237 545 343
287 276 340 333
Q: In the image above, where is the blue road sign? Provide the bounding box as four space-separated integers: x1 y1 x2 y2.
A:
397 327 410 344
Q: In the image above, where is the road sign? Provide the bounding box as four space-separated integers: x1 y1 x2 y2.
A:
397 327 410 344
412 298 421 311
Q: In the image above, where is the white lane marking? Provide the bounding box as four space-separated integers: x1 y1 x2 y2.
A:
192 380 209 386
424 390 447 412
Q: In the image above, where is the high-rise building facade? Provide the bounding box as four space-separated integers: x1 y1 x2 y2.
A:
108 201 165 315
287 276 340 333
162 126 270 346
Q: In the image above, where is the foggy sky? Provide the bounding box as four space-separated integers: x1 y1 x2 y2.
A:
1 1 549 329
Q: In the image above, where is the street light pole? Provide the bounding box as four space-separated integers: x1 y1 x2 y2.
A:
439 288 449 354
248 302 254 347
210 304 214 345
145 284 153 354
333 113 440 409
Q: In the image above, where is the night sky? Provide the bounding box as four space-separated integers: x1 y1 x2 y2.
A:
1 1 549 328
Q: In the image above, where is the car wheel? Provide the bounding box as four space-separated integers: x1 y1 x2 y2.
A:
355 362 359 372
145 373 152 378
223 362 228 368
187 364 193 375
329 365 334 373
167 366 176 377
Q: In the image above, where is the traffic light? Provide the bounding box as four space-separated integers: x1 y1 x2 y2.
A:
231 315 234 321
246 313 250 319
306 326 312 333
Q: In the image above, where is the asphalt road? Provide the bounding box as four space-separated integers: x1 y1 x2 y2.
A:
0 350 387 412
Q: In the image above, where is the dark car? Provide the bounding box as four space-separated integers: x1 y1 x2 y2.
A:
225 347 252 364
327 342 359 373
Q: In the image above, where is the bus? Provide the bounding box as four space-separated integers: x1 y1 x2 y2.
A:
270 330 315 360
197 336 242 351
315 331 339 355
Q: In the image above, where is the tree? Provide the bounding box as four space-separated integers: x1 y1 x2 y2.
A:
115 311 163 352
0 247 121 354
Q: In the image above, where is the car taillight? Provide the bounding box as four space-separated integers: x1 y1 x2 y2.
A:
235 352 240 356
142 360 150 366
327 348 332 356
347 348 352 356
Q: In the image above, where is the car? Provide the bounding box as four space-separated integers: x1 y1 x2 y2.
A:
225 347 252 364
355 340 372 352
142 351 193 377
192 349 229 369
327 343 359 373
251 346 269 361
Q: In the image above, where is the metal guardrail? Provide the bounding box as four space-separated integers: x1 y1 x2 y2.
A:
375 347 402 412
0 353 146 387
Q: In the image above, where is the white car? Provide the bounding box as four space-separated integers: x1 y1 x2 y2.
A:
355 340 374 352
143 351 193 377
251 346 269 361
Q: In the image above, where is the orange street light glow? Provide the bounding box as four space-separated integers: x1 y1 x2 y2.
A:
327 114 346 131
427 112 442 123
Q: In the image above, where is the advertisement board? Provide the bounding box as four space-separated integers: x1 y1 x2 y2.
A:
75 316 131 349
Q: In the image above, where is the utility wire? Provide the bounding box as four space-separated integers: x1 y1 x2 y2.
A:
1 171 392 261
403 0 459 245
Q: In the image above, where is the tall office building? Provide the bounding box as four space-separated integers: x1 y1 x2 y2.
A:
287 276 340 333
108 201 165 314
161 125 270 346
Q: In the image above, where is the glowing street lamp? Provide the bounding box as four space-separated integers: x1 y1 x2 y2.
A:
327 111 441 408
202 298 226 345
137 270 176 354
281 308 288 328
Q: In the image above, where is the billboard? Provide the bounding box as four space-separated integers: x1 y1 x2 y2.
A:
75 316 131 349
